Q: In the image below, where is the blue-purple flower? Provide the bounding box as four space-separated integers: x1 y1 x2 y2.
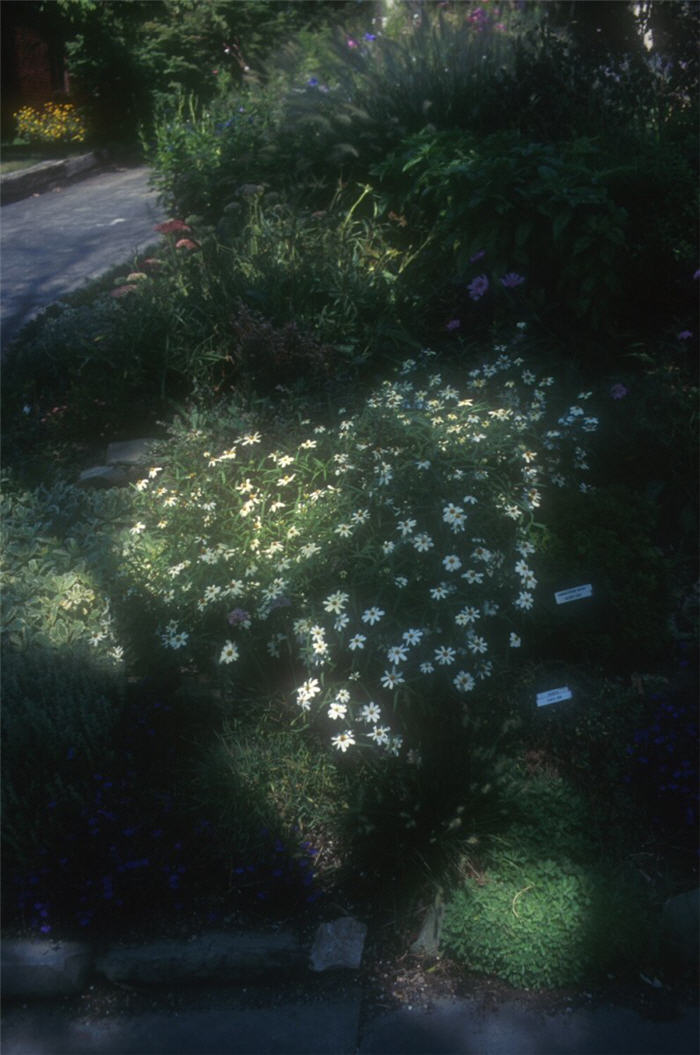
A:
468 274 489 301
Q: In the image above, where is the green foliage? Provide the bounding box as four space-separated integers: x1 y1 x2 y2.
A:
442 854 652 989
372 129 629 330
59 0 353 144
536 485 672 667
1 477 127 654
2 642 125 867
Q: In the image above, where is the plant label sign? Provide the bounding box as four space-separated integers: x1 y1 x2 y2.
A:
554 584 592 605
537 686 572 707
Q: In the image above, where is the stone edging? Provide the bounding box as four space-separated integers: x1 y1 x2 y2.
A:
1 151 108 205
2 919 367 1000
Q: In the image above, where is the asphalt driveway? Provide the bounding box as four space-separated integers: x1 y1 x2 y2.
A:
1 164 166 351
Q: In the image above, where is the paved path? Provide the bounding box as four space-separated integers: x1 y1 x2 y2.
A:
1 164 166 351
3 985 699 1054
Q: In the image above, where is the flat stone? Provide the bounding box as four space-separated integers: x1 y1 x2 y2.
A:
77 464 130 488
309 917 367 972
2 939 93 998
96 930 305 984
660 888 700 965
410 902 445 957
105 438 159 466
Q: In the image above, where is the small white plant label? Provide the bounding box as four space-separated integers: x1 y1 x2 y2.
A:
536 687 572 707
554 584 593 605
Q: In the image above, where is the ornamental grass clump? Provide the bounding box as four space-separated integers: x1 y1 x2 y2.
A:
114 335 599 758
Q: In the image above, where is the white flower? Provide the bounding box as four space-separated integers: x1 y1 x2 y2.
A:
461 570 484 584
453 670 475 692
352 509 370 524
387 644 409 664
382 540 396 554
241 432 262 445
324 591 349 614
296 678 321 707
442 554 462 572
129 521 146 535
430 583 449 600
348 634 366 650
509 632 522 648
397 518 417 537
328 701 347 720
389 735 404 756
362 607 385 625
336 689 351 704
419 662 435 674
402 628 423 645
380 669 405 689
434 646 456 666
335 523 353 537
332 731 356 752
455 606 479 626
334 614 350 631
467 635 488 655
361 702 382 723
514 591 534 611
413 533 434 552
368 725 390 745
416 460 431 470
219 641 239 664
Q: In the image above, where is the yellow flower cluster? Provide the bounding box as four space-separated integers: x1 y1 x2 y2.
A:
14 101 86 144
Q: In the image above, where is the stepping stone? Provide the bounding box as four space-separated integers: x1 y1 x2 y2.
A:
310 917 367 971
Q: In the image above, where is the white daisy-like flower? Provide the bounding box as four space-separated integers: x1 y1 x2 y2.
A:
241 432 262 445
387 644 409 664
362 607 385 625
420 662 435 674
219 641 239 664
328 701 347 720
461 570 484 584
509 632 522 648
360 702 382 723
368 725 390 745
129 521 146 535
402 628 423 646
296 678 321 706
382 540 396 554
442 554 462 572
397 518 417 537
434 646 456 666
467 635 488 655
324 591 349 614
514 591 534 610
335 523 353 537
455 606 480 626
332 731 355 752
380 669 405 689
413 533 434 552
430 583 449 600
453 670 475 692
416 460 431 470
348 634 366 650
334 614 350 631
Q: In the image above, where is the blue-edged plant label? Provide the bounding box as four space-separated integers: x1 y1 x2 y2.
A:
554 584 592 605
536 686 572 707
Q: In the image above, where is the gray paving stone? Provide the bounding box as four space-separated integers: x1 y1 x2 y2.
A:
96 931 305 984
2 939 93 998
309 917 367 971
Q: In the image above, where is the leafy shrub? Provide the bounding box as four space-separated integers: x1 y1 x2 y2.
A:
1 477 127 655
442 855 652 989
2 660 229 936
535 485 672 667
372 129 629 331
13 101 87 144
625 690 699 847
147 90 278 217
113 338 599 760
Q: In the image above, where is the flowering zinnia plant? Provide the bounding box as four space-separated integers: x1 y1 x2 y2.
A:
117 336 599 757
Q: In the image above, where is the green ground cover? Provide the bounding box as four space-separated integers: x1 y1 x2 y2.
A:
2 1 697 991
